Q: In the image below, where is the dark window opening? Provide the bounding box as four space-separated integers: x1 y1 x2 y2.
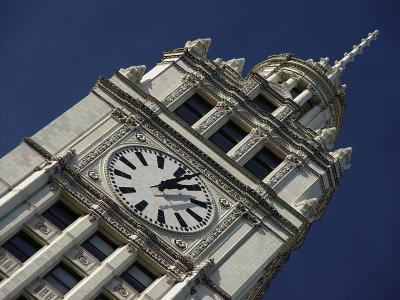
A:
209 120 247 153
300 97 319 117
81 232 118 262
253 94 278 114
244 147 283 180
2 231 42 262
94 293 111 300
290 86 303 99
44 262 82 295
174 93 213 125
42 201 80 230
121 262 157 293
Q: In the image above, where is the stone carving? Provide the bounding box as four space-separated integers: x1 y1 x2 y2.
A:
315 127 337 150
28 279 63 300
119 65 146 84
219 197 231 209
135 132 147 142
77 126 132 170
187 208 242 260
0 248 22 276
195 106 227 134
292 198 319 221
184 38 212 57
88 213 98 223
87 170 100 181
36 222 50 234
162 81 193 107
74 252 92 266
114 283 131 298
330 147 352 171
214 58 245 75
268 81 292 99
225 58 245 74
174 239 187 250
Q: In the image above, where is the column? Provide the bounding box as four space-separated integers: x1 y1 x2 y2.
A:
284 77 298 90
65 245 136 299
0 184 58 245
266 71 282 82
308 108 331 130
299 105 322 125
0 215 96 299
293 89 313 106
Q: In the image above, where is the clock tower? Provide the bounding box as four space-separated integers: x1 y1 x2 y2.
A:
0 31 378 300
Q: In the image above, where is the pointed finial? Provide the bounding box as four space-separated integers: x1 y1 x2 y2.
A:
119 65 146 83
225 58 245 74
330 147 352 171
332 30 379 72
184 38 212 57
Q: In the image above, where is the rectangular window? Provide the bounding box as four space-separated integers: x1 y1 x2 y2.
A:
244 147 283 179
121 262 157 293
81 232 118 262
209 120 247 153
2 231 42 262
44 262 82 295
174 93 213 125
42 201 80 230
253 94 277 114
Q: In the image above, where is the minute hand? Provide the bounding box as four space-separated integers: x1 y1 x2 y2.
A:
150 173 201 190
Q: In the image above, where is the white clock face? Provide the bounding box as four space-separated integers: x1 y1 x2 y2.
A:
106 145 214 233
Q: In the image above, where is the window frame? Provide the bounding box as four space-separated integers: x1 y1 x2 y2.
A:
41 201 80 231
241 142 285 181
252 92 279 114
1 229 43 263
81 231 118 262
208 117 249 154
173 92 215 126
120 261 158 293
43 261 83 295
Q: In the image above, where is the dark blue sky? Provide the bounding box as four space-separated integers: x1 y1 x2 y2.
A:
0 1 398 299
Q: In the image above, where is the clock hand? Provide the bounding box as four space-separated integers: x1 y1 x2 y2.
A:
150 173 201 191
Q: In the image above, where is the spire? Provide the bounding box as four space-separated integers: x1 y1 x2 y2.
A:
333 30 379 71
323 30 379 88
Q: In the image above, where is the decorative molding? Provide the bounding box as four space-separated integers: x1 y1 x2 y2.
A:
187 207 242 260
23 137 52 160
265 153 303 187
0 248 22 276
56 172 193 276
77 125 132 171
292 198 319 221
219 197 231 209
119 65 146 84
200 276 232 300
27 278 63 300
174 239 187 250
